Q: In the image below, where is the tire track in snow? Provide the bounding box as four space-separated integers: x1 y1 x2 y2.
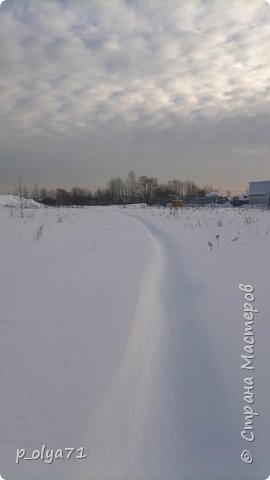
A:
76 213 174 480
127 214 255 480
76 212 251 480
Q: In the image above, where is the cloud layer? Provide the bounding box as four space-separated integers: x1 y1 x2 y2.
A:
1 0 270 136
1 0 270 193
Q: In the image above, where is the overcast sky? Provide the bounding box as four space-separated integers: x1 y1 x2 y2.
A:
1 0 270 194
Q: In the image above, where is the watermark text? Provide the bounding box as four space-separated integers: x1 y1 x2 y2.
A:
16 446 87 464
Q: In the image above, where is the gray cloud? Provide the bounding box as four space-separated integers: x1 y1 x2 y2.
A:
0 0 270 192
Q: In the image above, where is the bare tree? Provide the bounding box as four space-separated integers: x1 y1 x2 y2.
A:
23 186 29 199
40 188 48 200
107 177 124 204
127 170 137 203
18 176 24 219
155 183 169 207
168 179 182 197
31 182 39 200
137 176 158 205
55 188 70 206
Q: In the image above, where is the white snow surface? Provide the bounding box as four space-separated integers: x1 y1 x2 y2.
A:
0 205 269 480
0 194 43 208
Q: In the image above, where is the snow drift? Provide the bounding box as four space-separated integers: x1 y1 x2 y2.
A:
0 194 43 208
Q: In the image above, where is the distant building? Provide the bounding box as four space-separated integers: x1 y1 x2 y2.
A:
249 181 270 207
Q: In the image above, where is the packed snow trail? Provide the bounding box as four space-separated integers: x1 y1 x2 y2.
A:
75 215 168 479
75 212 258 480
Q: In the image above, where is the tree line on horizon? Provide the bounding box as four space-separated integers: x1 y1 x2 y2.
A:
20 171 215 207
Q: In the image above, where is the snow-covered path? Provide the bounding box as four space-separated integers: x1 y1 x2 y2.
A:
128 215 238 477
76 212 265 480
0 206 269 480
76 214 167 479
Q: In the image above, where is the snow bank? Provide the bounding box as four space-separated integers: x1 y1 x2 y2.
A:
0 194 43 208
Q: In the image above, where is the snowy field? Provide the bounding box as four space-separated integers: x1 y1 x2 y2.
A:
0 203 270 480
